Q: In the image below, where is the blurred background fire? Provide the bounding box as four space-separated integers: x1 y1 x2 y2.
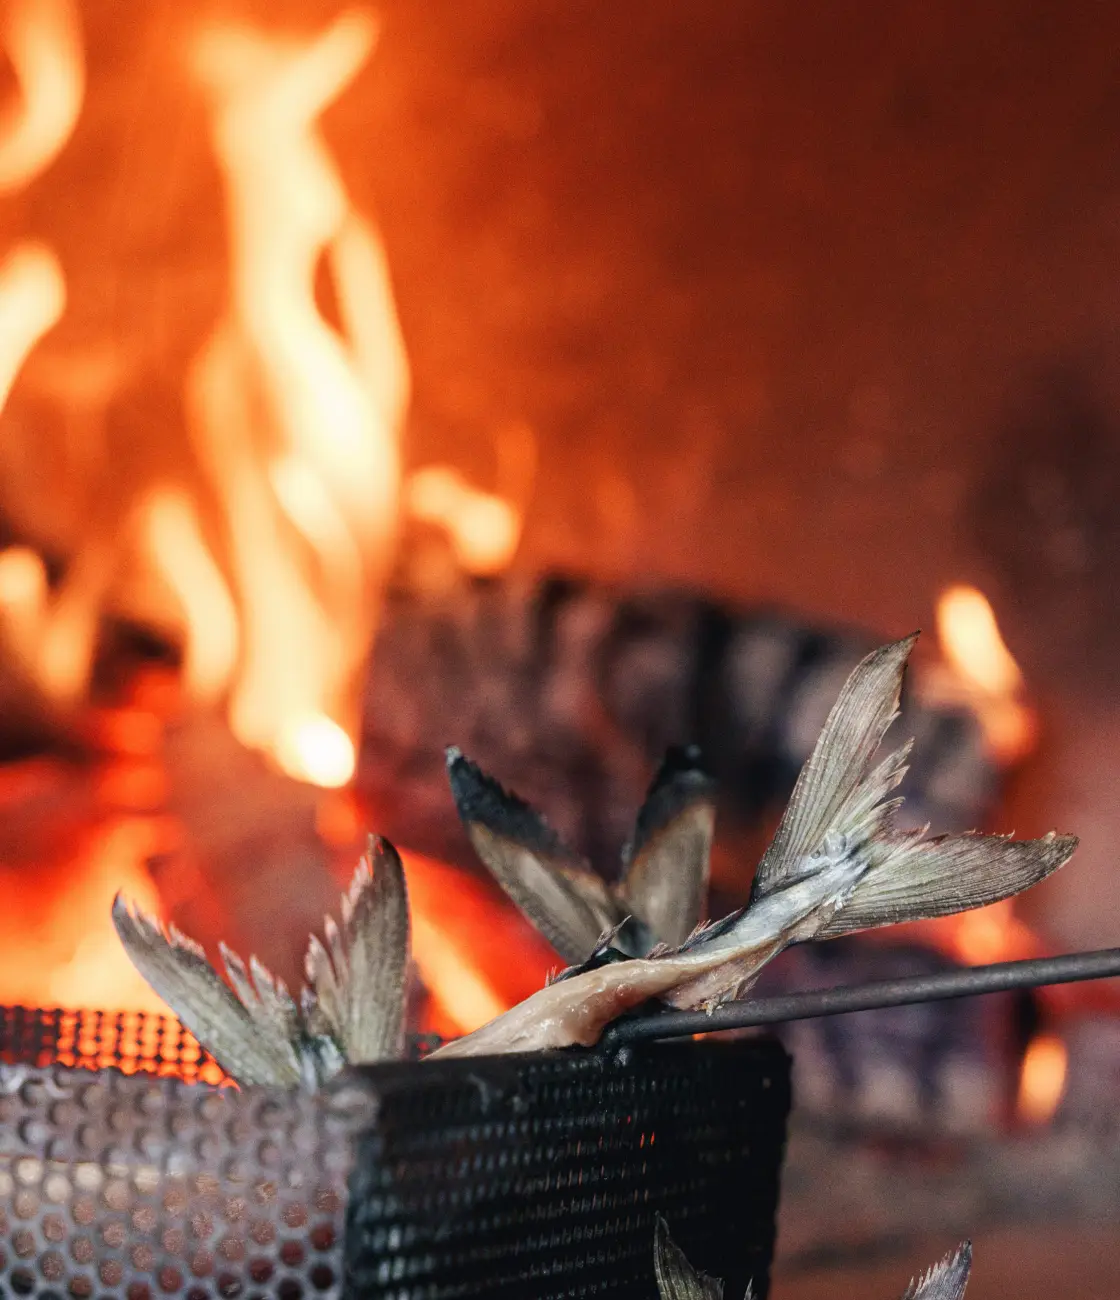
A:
1 3 1120 1270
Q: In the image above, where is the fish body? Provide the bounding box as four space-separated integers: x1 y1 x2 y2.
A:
431 843 869 1058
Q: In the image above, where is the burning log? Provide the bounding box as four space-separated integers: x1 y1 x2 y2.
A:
361 573 1005 878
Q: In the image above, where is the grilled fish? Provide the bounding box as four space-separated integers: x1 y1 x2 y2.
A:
432 635 1075 1058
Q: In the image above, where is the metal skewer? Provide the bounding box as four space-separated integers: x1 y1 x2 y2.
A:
599 946 1120 1050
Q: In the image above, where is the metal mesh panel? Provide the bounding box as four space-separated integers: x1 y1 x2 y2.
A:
346 1039 791 1299
0 1008 791 1300
0 1007 230 1086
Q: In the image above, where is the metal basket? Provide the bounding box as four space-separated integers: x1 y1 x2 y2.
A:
0 1007 791 1299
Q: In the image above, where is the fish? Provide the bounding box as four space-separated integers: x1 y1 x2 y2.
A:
112 835 410 1088
902 1241 973 1300
446 742 715 962
654 1215 728 1299
431 635 1076 1058
652 1217 972 1299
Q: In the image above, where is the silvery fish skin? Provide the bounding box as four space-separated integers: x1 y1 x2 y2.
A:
112 836 410 1087
432 635 1076 1059
653 1218 972 1300
447 743 716 961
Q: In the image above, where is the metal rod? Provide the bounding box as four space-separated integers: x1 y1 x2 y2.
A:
599 946 1120 1049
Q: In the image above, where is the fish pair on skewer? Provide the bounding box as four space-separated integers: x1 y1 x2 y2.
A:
112 633 1077 1084
654 1216 971 1299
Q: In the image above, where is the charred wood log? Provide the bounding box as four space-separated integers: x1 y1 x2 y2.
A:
361 574 999 882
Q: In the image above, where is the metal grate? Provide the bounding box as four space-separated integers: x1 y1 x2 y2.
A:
0 1006 230 1086
0 1008 791 1299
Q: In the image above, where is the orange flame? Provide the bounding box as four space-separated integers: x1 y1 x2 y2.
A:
406 466 523 576
183 8 408 788
934 585 1037 764
1017 1032 1068 1125
0 0 83 192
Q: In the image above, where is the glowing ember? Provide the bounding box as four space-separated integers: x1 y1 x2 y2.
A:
934 584 1037 765
1017 1032 1068 1125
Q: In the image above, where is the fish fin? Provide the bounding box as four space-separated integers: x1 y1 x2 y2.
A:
246 955 301 1048
112 894 301 1087
304 933 343 1042
900 1241 972 1300
653 1216 725 1300
814 830 1077 939
446 746 619 963
751 635 917 901
336 837 410 1062
618 746 716 949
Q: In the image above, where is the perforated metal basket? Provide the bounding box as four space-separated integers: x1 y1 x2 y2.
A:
0 1007 791 1299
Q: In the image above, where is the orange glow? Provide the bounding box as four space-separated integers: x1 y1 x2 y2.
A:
0 0 84 193
398 850 557 1036
0 817 170 1013
1017 1033 1068 1125
933 585 1037 764
0 543 48 664
941 899 1039 968
411 906 509 1033
406 466 524 575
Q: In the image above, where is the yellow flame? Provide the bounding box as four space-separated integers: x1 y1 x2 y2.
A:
406 466 523 575
409 904 509 1033
1017 1033 1068 1125
0 0 84 193
935 585 1036 764
0 1 88 699
274 712 355 788
184 8 409 785
938 585 1024 695
0 241 65 406
141 488 240 703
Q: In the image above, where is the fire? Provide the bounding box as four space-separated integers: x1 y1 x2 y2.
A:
933 584 1037 765
406 466 524 576
0 816 169 1014
0 0 83 193
275 713 355 789
400 850 555 1036
0 3 541 1035
1017 1032 1068 1125
185 8 408 784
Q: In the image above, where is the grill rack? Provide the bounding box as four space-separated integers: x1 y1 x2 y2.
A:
0 1006 791 1299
